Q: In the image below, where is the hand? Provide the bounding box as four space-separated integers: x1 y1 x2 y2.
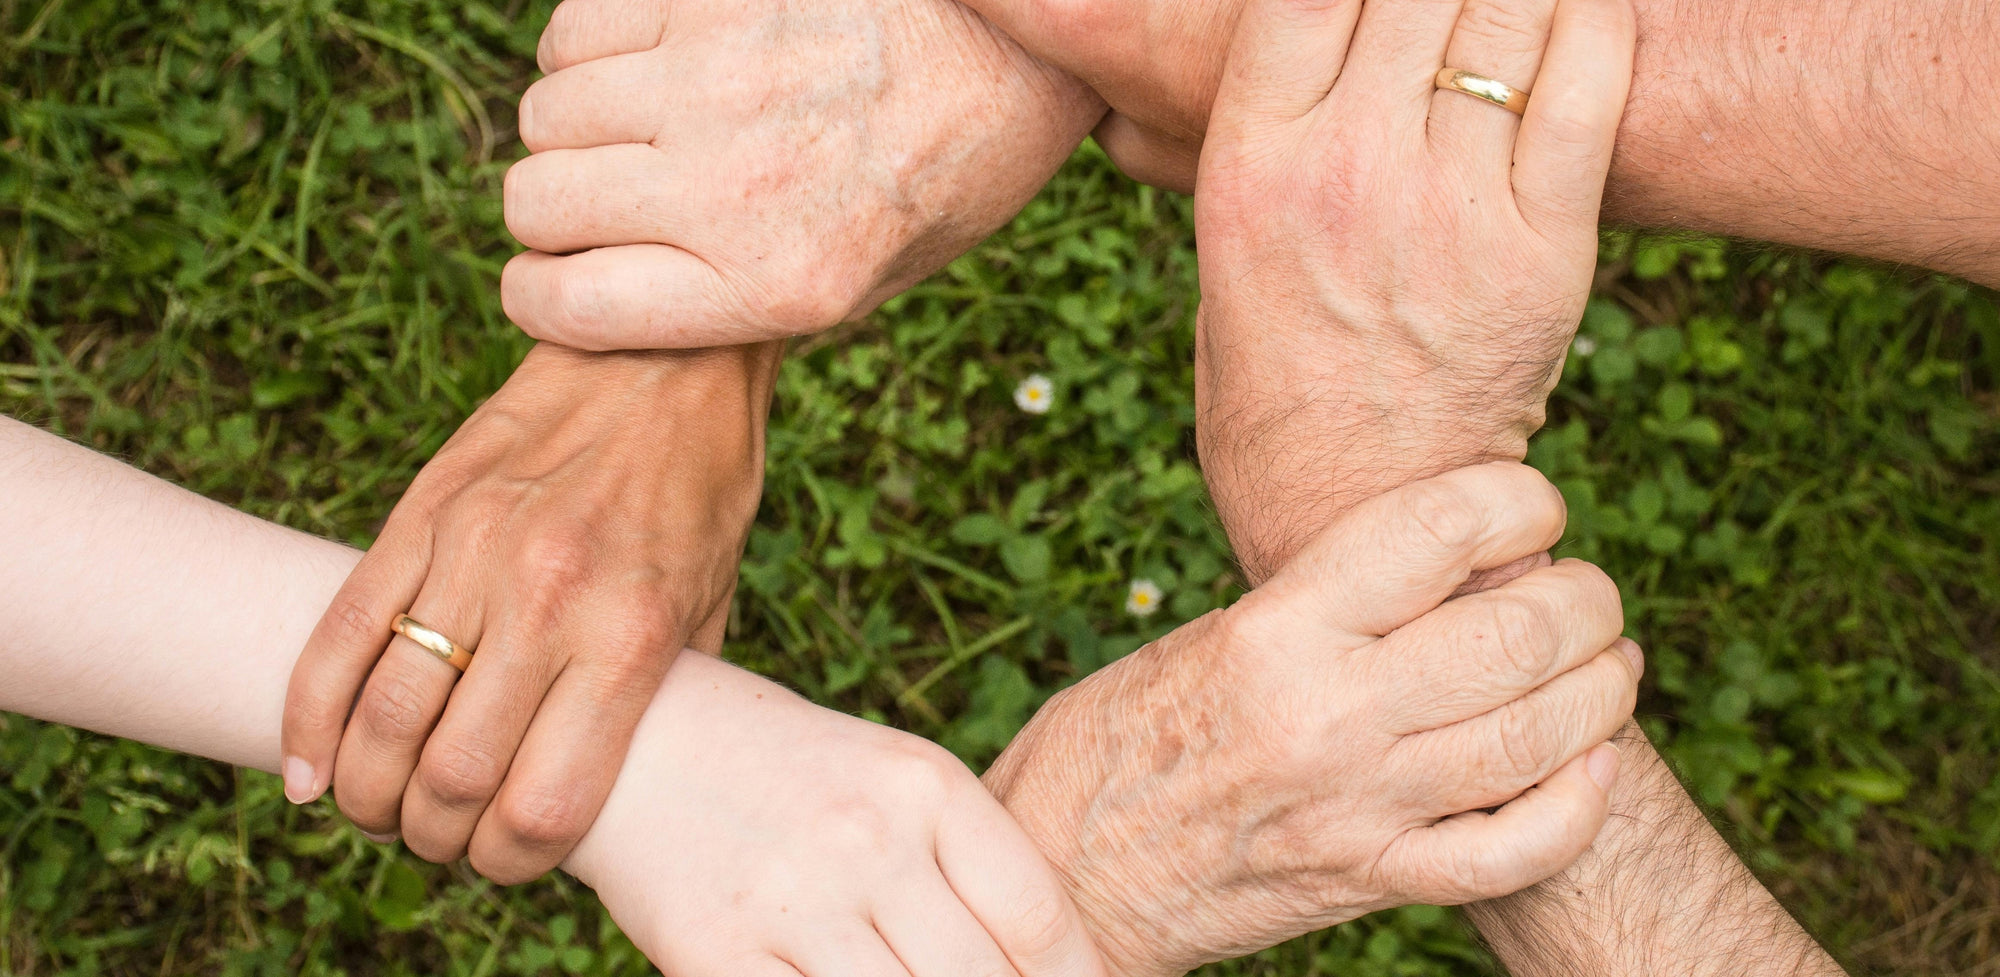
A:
564 649 1108 977
1189 0 1635 582
985 464 1642 977
956 0 1237 191
498 0 1105 350
281 342 780 883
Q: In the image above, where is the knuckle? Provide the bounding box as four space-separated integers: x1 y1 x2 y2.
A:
1591 652 1641 725
1000 883 1075 963
495 782 596 851
1494 700 1554 783
1476 594 1558 681
333 792 394 835
816 795 898 860
544 262 611 343
510 530 596 590
1568 560 1625 628
768 265 861 335
1443 839 1506 902
417 741 508 810
1458 0 1550 53
1493 597 1559 682
572 653 668 711
1533 105 1608 161
285 683 353 733
355 670 441 742
604 593 679 651
1397 480 1483 554
888 739 970 804
315 593 390 657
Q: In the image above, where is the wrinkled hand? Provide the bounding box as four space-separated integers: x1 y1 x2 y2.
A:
564 649 1107 977
499 0 1104 350
1190 0 1635 582
986 464 1641 977
282 342 779 883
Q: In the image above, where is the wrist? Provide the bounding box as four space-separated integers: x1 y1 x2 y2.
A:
1194 312 1538 581
1464 724 1842 977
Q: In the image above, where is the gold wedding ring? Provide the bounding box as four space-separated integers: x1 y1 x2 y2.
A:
1435 68 1530 116
392 614 475 672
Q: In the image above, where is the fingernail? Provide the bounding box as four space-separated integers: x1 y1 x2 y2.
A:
282 756 319 804
360 830 399 845
1586 744 1620 790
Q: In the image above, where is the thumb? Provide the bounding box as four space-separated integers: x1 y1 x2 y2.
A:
1377 742 1619 905
1211 0 1366 131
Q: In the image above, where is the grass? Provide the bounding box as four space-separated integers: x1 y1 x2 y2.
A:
2 0 1997 974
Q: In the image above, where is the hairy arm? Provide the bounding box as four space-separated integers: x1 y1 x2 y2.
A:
1465 726 1838 976
970 0 2000 286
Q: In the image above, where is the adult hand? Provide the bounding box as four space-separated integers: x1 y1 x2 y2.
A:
956 0 1237 190
499 0 1105 350
565 649 1108 977
1191 0 1635 583
986 464 1641 977
281 342 780 883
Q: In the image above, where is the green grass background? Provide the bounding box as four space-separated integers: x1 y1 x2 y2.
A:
2 0 1997 974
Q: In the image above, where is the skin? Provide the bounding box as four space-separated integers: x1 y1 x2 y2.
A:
290 0 1106 880
985 465 1643 977
283 342 780 882
0 414 1104 977
498 0 1103 349
1158 0 1849 972
322 0 1988 960
961 0 2000 287
2 417 1636 974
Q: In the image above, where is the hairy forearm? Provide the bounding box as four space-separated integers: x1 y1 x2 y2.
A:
972 0 2000 285
1608 0 2000 284
1466 723 1843 976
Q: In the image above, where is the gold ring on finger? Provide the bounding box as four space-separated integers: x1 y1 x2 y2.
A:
1435 68 1530 116
391 614 475 673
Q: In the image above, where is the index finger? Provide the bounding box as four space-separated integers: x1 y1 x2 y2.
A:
936 789 1109 977
1262 461 1568 637
281 523 430 805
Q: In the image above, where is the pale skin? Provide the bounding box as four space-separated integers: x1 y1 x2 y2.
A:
1 415 1638 975
0 413 1103 977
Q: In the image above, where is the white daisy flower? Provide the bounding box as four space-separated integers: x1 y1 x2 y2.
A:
1014 374 1054 415
1125 579 1164 618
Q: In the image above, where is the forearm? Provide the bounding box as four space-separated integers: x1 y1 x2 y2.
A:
0 413 697 880
1192 307 1549 584
0 414 353 770
1606 0 2000 284
972 0 2000 285
1465 724 1843 976
0 340 784 763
